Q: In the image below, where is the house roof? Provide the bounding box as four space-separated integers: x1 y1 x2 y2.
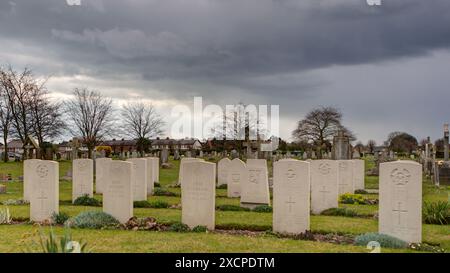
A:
7 140 23 149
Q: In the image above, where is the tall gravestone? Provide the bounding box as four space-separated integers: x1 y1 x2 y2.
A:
23 159 42 202
352 159 365 191
338 160 354 194
30 161 59 222
160 148 169 164
181 161 216 230
178 158 203 185
72 159 94 202
311 160 339 214
273 159 310 234
217 158 232 186
379 161 422 243
332 131 351 160
127 158 148 201
241 159 270 208
103 161 133 224
227 158 246 198
95 158 112 194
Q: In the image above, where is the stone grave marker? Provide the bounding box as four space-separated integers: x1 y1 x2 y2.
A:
338 160 354 194
181 161 216 230
103 161 133 224
379 161 422 243
217 158 232 186
273 159 310 234
95 158 112 194
227 158 246 198
178 158 203 185
72 159 94 202
352 159 365 191
30 161 59 222
127 158 148 201
240 159 270 208
311 160 339 214
24 159 42 202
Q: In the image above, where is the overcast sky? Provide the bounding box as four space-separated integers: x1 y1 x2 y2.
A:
1 0 450 144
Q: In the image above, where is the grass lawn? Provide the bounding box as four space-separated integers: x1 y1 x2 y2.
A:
0 157 449 253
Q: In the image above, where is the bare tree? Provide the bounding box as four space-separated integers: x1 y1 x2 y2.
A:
0 66 36 159
29 87 66 158
292 106 354 158
367 139 377 153
121 101 165 155
65 88 114 158
0 87 12 162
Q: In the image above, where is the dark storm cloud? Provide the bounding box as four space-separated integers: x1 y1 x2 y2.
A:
1 0 450 141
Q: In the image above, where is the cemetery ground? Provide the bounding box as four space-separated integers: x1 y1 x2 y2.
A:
0 158 449 253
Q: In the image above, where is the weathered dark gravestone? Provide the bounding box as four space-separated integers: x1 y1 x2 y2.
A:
435 162 450 186
332 131 351 160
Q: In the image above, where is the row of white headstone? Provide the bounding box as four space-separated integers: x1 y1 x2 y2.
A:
24 158 160 224
216 158 365 207
180 159 422 243
25 158 422 244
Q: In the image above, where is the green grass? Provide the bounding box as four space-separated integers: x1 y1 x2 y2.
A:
0 158 449 253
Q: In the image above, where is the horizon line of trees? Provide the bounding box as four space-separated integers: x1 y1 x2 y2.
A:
0 65 165 160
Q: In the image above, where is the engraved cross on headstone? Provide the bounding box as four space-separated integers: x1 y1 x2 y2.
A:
319 186 331 203
37 191 48 216
285 196 296 213
392 202 408 226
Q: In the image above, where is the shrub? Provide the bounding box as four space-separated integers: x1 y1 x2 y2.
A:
216 205 250 212
192 226 208 233
65 211 120 229
51 212 70 225
154 182 161 188
217 184 227 189
354 233 408 249
252 205 273 213
354 189 369 194
73 195 101 207
153 188 178 197
133 200 151 208
168 222 190 232
423 201 450 225
151 200 170 208
321 208 359 218
339 193 366 205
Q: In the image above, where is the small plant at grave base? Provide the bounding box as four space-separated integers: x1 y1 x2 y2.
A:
321 208 359 218
65 211 120 229
154 182 161 188
153 188 178 197
354 189 369 194
216 205 250 212
51 212 70 225
192 226 208 233
217 184 227 189
133 200 152 208
409 243 446 253
33 228 88 253
354 233 408 249
1 199 29 206
150 200 170 208
422 201 450 225
252 205 273 213
339 193 367 205
73 195 102 207
0 207 12 224
168 222 190 232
